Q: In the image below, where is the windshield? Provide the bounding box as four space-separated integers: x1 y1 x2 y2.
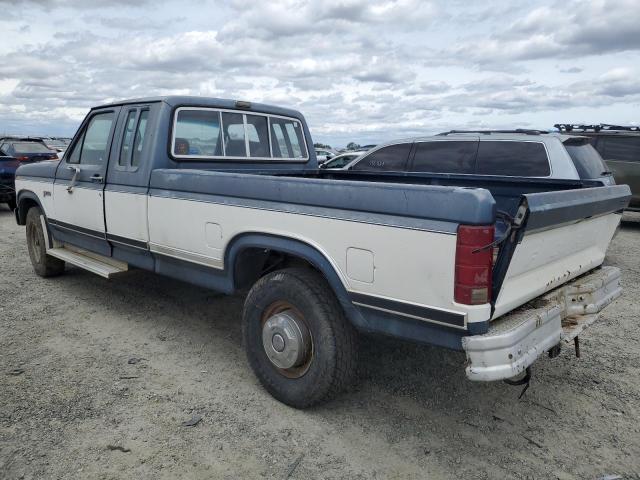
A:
565 143 608 179
12 142 53 154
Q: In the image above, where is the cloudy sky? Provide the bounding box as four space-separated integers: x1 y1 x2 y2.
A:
0 0 639 147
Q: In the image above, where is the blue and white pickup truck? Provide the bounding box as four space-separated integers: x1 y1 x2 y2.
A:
14 97 631 407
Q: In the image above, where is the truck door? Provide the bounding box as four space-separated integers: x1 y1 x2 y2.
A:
104 104 154 254
52 107 120 255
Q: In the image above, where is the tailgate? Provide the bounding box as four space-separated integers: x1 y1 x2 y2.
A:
492 185 630 319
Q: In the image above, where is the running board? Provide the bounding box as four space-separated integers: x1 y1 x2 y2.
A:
46 246 128 278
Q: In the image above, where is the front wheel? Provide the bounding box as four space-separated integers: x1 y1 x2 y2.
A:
25 207 65 277
242 268 358 408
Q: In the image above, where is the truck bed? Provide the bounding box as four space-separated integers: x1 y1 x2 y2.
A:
159 166 630 323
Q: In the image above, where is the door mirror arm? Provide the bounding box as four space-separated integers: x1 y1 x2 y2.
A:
67 165 80 193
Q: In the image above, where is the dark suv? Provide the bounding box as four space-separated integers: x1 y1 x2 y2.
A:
0 138 58 210
555 124 640 211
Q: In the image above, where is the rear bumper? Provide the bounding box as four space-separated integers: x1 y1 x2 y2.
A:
462 266 622 381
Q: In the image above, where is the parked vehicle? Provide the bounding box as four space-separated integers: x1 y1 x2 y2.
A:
555 124 640 211
14 97 630 408
42 137 72 159
319 151 363 169
338 130 614 185
0 139 58 210
315 147 337 164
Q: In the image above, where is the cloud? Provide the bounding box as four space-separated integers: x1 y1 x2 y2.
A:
447 0 640 68
559 66 583 74
0 0 639 146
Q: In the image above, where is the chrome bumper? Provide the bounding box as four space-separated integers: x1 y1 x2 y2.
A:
462 266 622 382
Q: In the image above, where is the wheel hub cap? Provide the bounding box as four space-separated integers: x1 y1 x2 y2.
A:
262 310 310 369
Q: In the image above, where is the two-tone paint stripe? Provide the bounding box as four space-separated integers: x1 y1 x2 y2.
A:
46 218 468 330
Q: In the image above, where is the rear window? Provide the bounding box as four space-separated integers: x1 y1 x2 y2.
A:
12 142 52 154
476 141 550 177
246 114 270 158
172 107 307 161
270 117 307 159
174 109 223 157
565 143 608 179
351 143 411 172
597 136 640 163
412 141 477 174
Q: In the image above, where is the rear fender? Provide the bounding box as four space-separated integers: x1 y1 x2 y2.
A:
225 233 364 327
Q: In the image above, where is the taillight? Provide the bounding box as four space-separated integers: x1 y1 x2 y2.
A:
16 156 29 162
455 225 494 305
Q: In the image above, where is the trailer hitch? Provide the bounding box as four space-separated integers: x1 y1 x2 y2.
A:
504 366 532 399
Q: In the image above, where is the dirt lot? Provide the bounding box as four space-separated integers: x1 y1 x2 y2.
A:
1 206 639 480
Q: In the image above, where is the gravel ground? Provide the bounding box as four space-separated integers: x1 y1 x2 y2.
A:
1 206 639 480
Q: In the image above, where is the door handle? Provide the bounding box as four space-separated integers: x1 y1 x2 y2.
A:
67 165 80 193
91 174 104 183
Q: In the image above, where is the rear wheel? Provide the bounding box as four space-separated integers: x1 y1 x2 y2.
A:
25 207 65 277
242 267 358 408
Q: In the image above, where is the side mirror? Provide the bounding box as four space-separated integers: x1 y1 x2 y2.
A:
319 163 327 169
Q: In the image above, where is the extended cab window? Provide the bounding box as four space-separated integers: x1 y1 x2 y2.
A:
173 109 223 157
598 137 640 162
131 110 149 167
119 111 137 166
476 141 550 177
67 111 115 165
412 141 477 174
119 109 149 168
352 143 411 172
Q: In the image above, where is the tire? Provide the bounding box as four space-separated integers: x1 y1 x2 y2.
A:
242 267 358 408
25 207 65 277
7 198 16 211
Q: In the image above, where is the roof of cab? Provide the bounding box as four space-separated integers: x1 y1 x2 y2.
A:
90 96 305 120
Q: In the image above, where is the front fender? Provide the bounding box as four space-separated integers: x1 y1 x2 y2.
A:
16 190 46 225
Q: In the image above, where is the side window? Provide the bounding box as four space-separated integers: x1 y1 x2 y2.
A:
352 143 412 172
76 112 115 165
222 112 247 157
412 141 477 174
564 143 607 179
119 111 137 166
0 143 6 155
600 137 640 162
131 110 149 167
246 114 270 158
173 109 222 157
270 117 307 159
476 141 550 177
